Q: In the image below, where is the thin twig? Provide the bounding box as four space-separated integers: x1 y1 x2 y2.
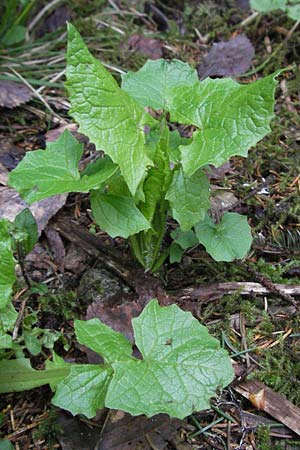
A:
9 67 62 119
12 299 27 340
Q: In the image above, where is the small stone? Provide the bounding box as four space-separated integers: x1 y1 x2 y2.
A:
77 268 123 305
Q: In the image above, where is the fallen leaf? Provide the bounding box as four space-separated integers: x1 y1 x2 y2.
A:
0 186 67 235
0 80 33 108
35 5 72 38
86 301 143 344
45 123 78 142
96 411 186 450
197 34 254 79
44 225 66 271
0 162 8 185
127 34 164 59
57 412 101 450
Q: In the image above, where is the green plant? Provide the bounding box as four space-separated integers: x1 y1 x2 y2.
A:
250 0 300 20
0 0 34 47
0 299 234 419
0 208 38 352
8 24 278 271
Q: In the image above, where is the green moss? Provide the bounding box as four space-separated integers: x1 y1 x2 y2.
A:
39 291 80 321
33 407 62 446
250 342 300 404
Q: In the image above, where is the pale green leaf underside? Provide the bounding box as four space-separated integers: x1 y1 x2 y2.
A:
9 130 117 203
121 58 198 111
169 75 277 176
250 0 300 19
166 168 210 231
105 300 234 419
75 319 132 363
0 220 16 309
195 212 253 261
67 23 155 195
90 191 150 238
52 365 113 418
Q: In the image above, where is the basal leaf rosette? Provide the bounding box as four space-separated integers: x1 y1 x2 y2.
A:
53 300 234 419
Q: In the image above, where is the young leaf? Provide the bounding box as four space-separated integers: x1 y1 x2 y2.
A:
169 243 184 263
0 333 13 349
105 299 234 419
13 208 38 254
52 365 113 418
166 168 210 231
75 318 132 363
9 130 117 203
0 220 16 309
195 212 253 261
66 23 155 195
121 59 198 111
169 75 277 176
0 303 17 333
250 0 286 11
139 121 171 223
171 228 198 249
90 191 150 238
0 358 70 393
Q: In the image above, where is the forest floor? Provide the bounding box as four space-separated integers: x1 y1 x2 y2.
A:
1 0 300 449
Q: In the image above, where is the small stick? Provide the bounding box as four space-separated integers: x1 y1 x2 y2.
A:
12 299 27 340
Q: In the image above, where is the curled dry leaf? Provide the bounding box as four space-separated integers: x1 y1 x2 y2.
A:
249 388 265 410
197 34 255 79
0 80 33 108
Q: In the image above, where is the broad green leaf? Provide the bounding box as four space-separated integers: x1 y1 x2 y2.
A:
52 365 113 418
106 299 234 419
171 228 198 249
0 303 17 333
90 191 150 238
0 358 70 393
9 130 117 203
23 331 42 356
13 208 38 254
0 220 16 309
250 0 300 19
121 59 198 111
169 130 191 164
166 168 210 231
287 1 300 19
169 75 277 176
67 23 155 195
0 439 14 450
2 25 26 46
0 333 13 349
250 0 286 11
169 243 184 263
75 319 132 363
45 353 74 390
195 212 252 261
